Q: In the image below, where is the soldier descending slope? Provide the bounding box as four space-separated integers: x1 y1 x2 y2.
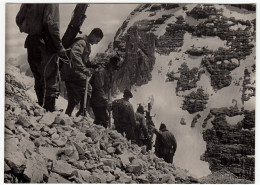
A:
112 89 136 142
89 56 121 128
135 106 149 147
16 4 67 112
152 123 177 163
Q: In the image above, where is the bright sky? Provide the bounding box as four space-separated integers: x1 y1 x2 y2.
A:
5 3 138 59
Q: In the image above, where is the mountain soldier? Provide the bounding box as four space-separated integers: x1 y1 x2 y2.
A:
89 56 121 128
16 4 67 112
153 123 177 163
112 89 136 141
145 112 155 151
61 28 104 116
135 107 149 147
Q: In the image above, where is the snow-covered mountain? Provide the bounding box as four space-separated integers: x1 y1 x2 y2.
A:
99 4 255 180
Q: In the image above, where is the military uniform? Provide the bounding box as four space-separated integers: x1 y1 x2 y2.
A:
17 4 64 111
135 112 149 147
112 98 136 141
61 35 92 116
154 125 177 163
89 66 113 128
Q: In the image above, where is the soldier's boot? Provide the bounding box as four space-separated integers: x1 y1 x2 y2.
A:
44 97 56 112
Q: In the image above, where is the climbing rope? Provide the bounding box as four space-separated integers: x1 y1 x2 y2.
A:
42 50 70 108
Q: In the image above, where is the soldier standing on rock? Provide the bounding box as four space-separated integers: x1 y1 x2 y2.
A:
135 106 149 147
16 4 67 112
153 123 177 163
61 28 103 117
112 89 136 141
89 56 121 128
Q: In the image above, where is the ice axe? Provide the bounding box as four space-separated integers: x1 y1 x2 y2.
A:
82 75 89 117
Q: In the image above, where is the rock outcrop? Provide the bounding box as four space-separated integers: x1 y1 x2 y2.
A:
181 88 209 114
202 107 255 181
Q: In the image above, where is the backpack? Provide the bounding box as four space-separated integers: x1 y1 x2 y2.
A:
16 4 45 35
60 37 85 81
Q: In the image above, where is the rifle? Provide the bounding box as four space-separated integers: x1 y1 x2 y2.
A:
62 4 89 49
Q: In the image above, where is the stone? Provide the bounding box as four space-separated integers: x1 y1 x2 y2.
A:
17 126 30 138
48 173 71 183
13 107 22 115
34 108 44 116
29 130 41 138
5 120 16 131
17 115 31 128
52 136 67 147
118 173 132 183
106 172 116 182
72 161 87 170
39 146 59 161
119 153 131 167
39 112 56 126
18 137 35 153
102 159 116 169
34 136 48 147
61 115 74 126
52 160 74 177
126 163 142 174
5 128 14 135
23 153 48 183
103 166 111 172
51 133 59 140
72 142 85 156
5 140 26 174
77 170 91 182
4 161 11 172
48 127 57 135
107 146 116 154
20 100 31 111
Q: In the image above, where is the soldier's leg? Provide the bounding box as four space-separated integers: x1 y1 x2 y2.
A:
65 81 77 116
163 153 174 164
27 47 43 106
41 49 59 112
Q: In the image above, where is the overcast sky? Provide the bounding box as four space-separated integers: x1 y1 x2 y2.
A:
5 3 138 59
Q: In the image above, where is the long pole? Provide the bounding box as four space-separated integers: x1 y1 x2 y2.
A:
82 76 89 117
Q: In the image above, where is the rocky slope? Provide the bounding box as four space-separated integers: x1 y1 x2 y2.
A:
5 3 256 183
5 65 198 183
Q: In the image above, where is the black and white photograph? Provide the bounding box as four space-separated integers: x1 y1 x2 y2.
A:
4 2 256 183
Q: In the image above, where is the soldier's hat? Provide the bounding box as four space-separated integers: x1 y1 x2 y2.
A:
159 123 166 130
123 89 133 98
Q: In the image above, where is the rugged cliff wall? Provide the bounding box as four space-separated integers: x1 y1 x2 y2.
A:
202 108 255 181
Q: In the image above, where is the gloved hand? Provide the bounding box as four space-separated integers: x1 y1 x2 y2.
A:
84 69 91 77
58 47 69 60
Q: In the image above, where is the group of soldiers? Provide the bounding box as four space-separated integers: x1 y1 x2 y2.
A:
16 3 177 164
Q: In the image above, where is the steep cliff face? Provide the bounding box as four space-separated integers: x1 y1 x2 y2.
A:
202 108 255 181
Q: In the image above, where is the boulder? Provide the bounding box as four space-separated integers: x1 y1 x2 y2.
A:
52 160 75 177
18 137 35 153
5 120 16 131
48 173 71 183
39 146 59 161
39 112 56 126
17 115 31 128
23 153 48 183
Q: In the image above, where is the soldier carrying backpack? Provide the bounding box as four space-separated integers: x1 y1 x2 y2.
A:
61 28 104 117
16 4 67 112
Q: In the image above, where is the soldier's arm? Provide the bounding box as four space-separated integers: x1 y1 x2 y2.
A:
70 40 89 74
129 104 136 126
43 4 63 52
141 116 149 138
